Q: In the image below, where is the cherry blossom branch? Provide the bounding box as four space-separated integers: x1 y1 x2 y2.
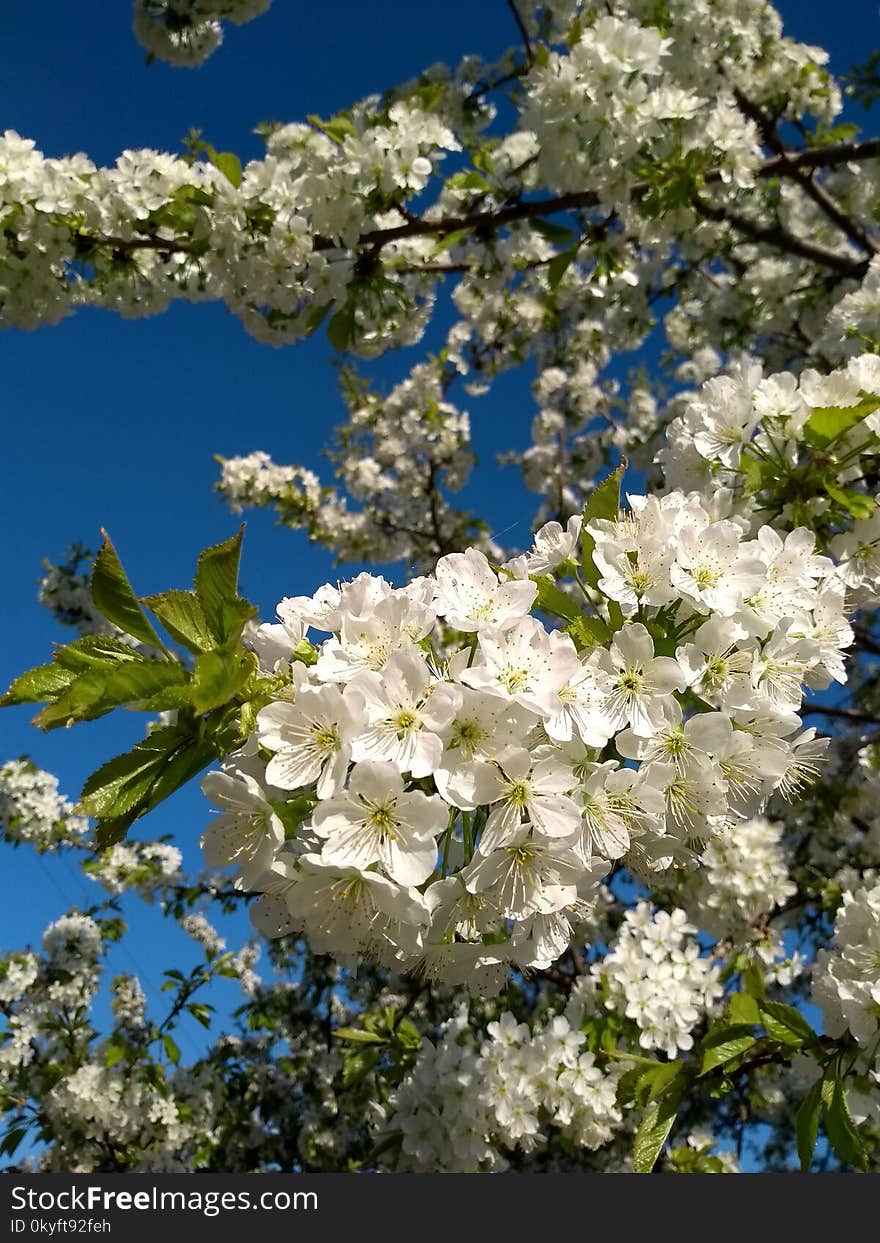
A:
733 89 879 257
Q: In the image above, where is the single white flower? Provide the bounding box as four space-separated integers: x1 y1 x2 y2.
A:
312 761 447 885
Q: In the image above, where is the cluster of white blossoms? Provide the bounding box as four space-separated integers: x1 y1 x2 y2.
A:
813 884 880 1047
662 352 880 529
0 759 88 848
680 817 796 938
133 1 272 68
570 904 723 1058
199 466 853 985
0 0 856 368
386 1007 622 1172
217 358 482 567
42 1059 221 1173
83 840 183 896
0 97 459 345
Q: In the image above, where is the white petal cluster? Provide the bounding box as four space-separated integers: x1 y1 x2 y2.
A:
684 817 796 937
0 101 459 345
198 468 848 984
387 1007 622 1171
84 840 183 896
813 884 880 1046
479 1012 622 1153
133 1 272 68
595 903 723 1058
0 759 88 847
388 1009 501 1173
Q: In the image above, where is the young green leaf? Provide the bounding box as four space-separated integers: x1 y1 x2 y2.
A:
90 533 165 649
581 461 626 587
191 647 256 715
759 1001 816 1048
81 725 216 847
699 1025 757 1075
825 483 876 521
53 635 149 671
567 613 613 651
822 1076 868 1171
162 1034 181 1065
143 589 217 654
332 1027 388 1045
194 526 251 644
532 574 581 623
547 244 579 290
795 1078 823 1173
632 1081 684 1173
728 991 760 1026
0 662 76 707
803 397 880 447
33 660 189 731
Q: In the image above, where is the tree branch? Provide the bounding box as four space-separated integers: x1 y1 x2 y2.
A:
803 703 880 725
505 0 534 66
733 89 878 257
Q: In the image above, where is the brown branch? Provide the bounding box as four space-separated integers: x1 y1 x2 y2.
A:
693 196 866 277
505 0 534 66
803 703 880 725
72 139 880 282
733 89 878 258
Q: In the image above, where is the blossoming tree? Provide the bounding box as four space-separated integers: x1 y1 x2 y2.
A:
2 0 880 1173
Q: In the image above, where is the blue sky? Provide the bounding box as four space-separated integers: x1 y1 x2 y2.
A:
0 1 876 1062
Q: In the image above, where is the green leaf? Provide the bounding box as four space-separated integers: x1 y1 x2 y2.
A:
291 638 319 667
33 660 188 731
0 662 75 707
803 397 880 447
81 727 182 820
104 1043 126 1069
307 112 356 144
53 635 148 671
633 1081 684 1173
532 575 581 622
822 1076 868 1171
825 483 876 521
191 647 256 715
759 1001 816 1048
187 1003 213 1029
0 1128 28 1158
728 992 760 1026
272 794 318 837
532 219 576 246
81 725 216 846
616 1067 643 1108
637 1060 684 1104
211 151 241 187
194 527 253 645
342 1049 380 1087
740 451 777 497
327 305 356 351
699 1025 757 1075
581 462 626 587
429 228 468 258
162 1034 181 1065
447 170 490 192
741 961 766 1000
91 534 165 649
333 1027 387 1045
547 244 578 290
395 1018 422 1050
143 590 216 654
796 1078 823 1173
567 613 612 651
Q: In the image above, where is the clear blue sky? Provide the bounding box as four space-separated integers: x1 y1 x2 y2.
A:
0 1 876 1057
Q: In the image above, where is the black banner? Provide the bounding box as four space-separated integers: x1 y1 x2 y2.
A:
1 1172 875 1237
